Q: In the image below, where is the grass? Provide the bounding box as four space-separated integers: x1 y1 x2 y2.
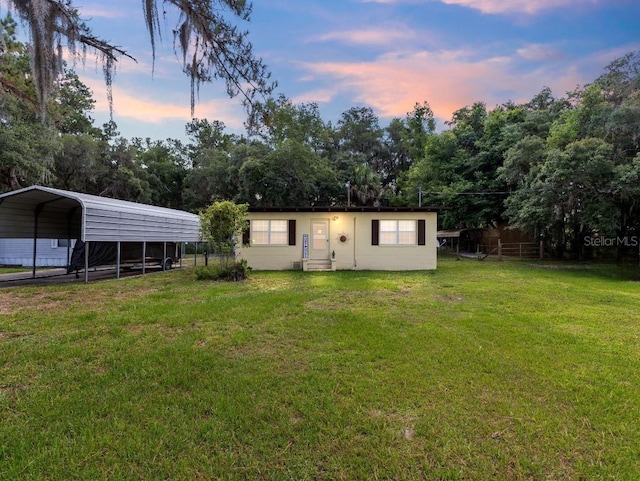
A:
1 256 639 480
0 266 48 274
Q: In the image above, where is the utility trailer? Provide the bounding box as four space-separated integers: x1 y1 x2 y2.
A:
67 241 181 275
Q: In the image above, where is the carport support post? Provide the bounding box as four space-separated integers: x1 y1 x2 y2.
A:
84 240 89 283
163 242 167 271
116 242 121 279
31 237 37 279
142 242 146 275
66 206 76 271
32 204 44 279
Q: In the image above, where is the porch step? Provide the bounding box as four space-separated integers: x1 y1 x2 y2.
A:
306 259 332 271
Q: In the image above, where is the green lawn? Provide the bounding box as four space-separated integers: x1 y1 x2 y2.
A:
1 257 639 480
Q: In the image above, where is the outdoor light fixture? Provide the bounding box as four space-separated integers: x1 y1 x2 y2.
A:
345 181 351 207
333 216 339 221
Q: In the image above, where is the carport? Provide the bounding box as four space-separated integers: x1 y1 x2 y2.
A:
0 185 201 282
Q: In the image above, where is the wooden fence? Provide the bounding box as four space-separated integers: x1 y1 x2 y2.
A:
476 240 543 260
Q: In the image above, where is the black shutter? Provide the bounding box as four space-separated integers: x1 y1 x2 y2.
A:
288 219 296 246
418 219 426 245
242 220 250 245
372 219 379 245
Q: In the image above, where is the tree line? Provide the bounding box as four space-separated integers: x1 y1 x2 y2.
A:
2 15 639 259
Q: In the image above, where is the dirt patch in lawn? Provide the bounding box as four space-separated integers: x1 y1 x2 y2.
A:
0 287 159 316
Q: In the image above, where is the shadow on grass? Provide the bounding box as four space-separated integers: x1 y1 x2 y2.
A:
438 253 640 282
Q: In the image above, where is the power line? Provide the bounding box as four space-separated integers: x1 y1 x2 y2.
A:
423 191 510 196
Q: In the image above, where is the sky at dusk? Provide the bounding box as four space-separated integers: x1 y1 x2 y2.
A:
44 0 640 141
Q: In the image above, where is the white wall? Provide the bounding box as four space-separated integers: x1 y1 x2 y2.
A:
0 239 75 267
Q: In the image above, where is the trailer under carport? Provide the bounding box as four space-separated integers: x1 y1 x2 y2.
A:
0 185 201 282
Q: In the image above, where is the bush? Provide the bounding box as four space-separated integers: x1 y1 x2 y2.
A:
194 259 251 281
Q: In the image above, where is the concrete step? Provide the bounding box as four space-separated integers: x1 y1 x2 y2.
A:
306 259 332 271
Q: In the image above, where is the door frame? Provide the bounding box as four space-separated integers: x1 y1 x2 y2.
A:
310 218 330 259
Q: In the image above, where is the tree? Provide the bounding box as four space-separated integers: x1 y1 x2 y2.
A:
377 102 436 192
398 102 505 228
50 69 100 136
52 133 103 192
237 139 338 207
184 118 234 165
181 119 267 211
94 138 152 202
1 0 275 122
500 52 640 258
134 138 188 209
351 164 383 206
403 101 436 163
503 138 615 258
337 106 384 167
0 15 59 191
183 139 267 211
199 200 248 269
333 106 386 203
253 94 331 153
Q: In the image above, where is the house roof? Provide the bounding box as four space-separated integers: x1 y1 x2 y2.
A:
0 185 201 242
249 206 443 213
437 230 465 238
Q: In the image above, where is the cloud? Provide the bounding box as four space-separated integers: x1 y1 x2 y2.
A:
440 0 575 15
516 44 564 62
79 76 245 131
297 47 620 123
77 6 128 19
314 27 420 46
292 89 337 105
0 0 128 19
359 0 612 15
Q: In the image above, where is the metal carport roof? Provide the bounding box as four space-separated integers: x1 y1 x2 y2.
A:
0 185 201 242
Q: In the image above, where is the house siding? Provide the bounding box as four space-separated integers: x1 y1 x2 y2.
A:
0 239 74 267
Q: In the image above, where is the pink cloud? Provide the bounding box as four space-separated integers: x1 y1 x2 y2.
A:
78 76 245 130
298 48 606 123
361 0 611 15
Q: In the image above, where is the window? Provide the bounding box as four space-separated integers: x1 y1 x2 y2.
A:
379 220 416 245
251 220 289 245
372 219 425 246
51 239 70 249
243 219 296 246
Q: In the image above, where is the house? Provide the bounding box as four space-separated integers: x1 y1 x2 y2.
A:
238 207 439 271
0 238 75 267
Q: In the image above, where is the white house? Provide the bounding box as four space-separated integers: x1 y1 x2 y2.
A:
238 207 439 271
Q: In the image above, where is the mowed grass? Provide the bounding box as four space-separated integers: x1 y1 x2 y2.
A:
1 257 639 480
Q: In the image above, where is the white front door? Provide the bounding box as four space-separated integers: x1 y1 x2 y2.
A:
311 220 330 259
